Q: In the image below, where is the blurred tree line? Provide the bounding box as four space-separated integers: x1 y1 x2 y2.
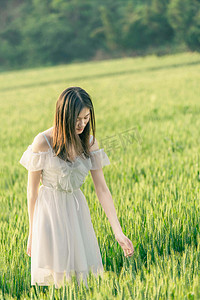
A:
0 0 199 69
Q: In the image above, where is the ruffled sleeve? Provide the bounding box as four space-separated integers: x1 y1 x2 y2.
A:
19 144 50 171
89 148 110 170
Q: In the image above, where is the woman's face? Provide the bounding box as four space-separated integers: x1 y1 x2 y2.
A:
76 107 90 134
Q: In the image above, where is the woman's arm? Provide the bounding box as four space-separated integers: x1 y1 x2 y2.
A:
27 170 41 235
91 169 122 236
25 133 50 257
89 137 134 257
26 133 49 235
90 168 134 257
89 136 122 234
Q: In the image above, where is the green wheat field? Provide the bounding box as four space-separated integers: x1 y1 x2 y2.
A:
0 52 200 299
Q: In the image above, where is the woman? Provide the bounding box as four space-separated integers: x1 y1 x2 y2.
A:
19 86 134 289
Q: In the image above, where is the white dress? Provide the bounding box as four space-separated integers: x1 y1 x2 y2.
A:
19 133 110 289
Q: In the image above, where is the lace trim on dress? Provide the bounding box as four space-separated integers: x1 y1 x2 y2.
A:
89 148 110 170
19 135 110 172
19 145 50 171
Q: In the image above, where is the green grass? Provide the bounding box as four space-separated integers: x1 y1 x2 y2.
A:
0 52 200 299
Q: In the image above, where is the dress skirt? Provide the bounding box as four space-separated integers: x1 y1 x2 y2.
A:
31 185 104 289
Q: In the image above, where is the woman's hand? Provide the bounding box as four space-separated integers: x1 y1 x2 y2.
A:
27 233 32 257
115 231 134 257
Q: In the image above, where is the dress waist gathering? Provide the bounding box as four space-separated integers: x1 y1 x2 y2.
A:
40 184 80 211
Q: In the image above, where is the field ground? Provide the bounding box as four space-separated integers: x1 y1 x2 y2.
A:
0 52 200 299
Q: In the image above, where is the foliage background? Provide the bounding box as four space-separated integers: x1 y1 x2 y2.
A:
0 0 200 70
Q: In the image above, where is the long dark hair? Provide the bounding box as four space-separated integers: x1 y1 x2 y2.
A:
52 87 96 162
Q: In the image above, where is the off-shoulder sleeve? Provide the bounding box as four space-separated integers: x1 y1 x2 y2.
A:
19 144 50 171
89 148 110 170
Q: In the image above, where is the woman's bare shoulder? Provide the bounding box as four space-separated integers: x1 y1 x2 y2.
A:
43 127 54 138
32 128 53 153
89 135 99 152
